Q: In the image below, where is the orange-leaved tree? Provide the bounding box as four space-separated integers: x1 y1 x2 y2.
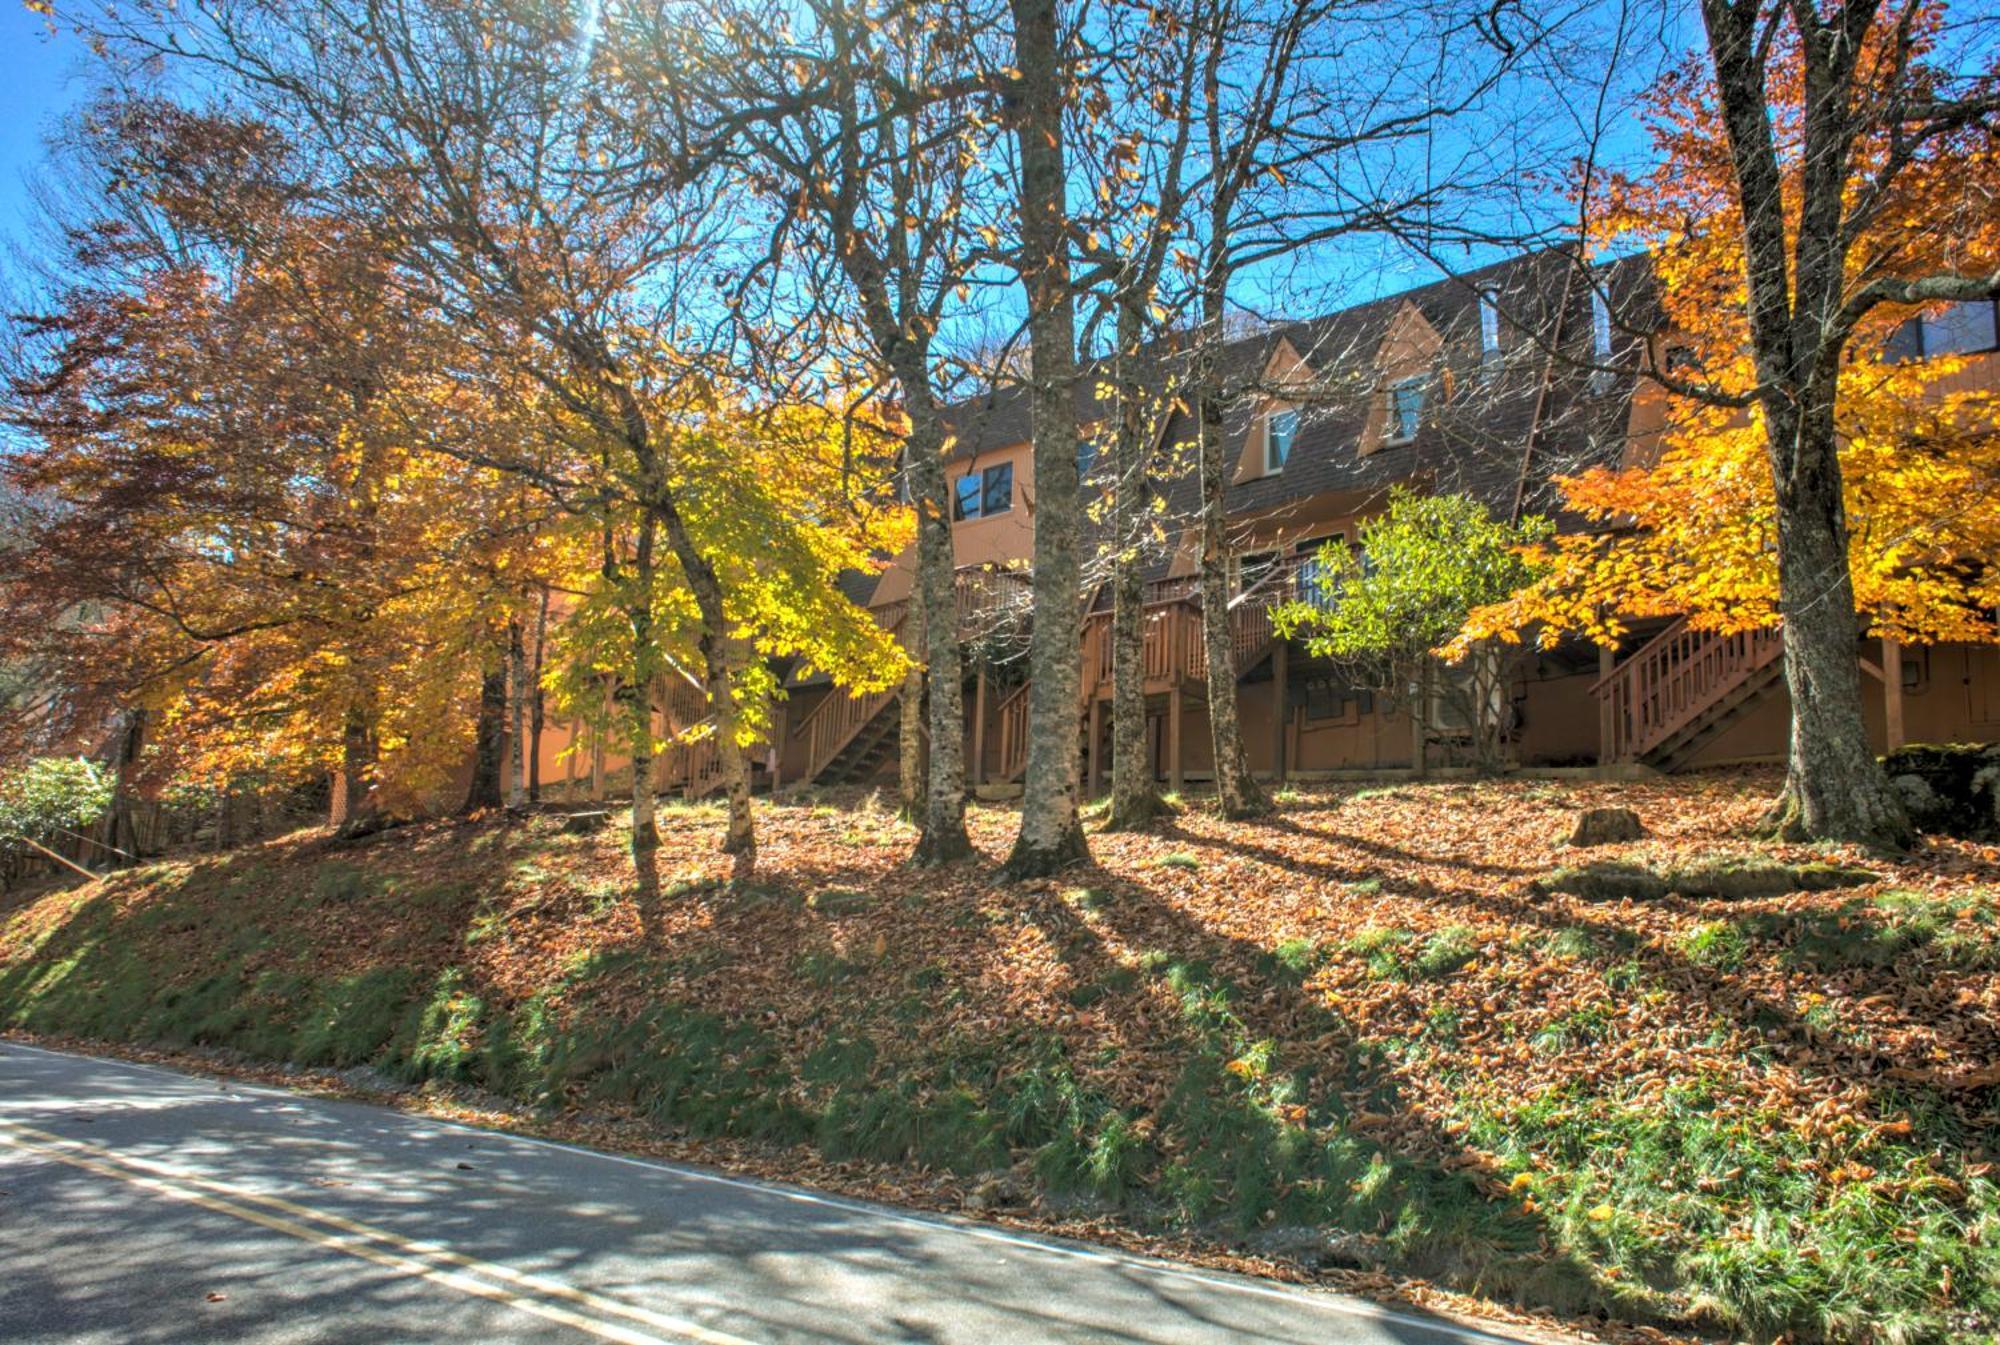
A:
1466 3 2000 843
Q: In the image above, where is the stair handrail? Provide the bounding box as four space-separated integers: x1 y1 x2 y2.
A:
794 604 912 781
1592 617 1784 760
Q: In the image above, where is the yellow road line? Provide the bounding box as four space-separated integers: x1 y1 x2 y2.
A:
0 1120 759 1345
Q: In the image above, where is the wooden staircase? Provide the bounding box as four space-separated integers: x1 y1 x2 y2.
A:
808 692 904 784
793 604 911 786
1592 618 1785 769
657 677 729 798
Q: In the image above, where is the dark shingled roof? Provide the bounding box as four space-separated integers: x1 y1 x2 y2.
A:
1170 249 1657 526
854 248 1660 605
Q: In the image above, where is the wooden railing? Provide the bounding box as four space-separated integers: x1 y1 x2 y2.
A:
1225 554 1306 670
994 680 1033 781
655 675 718 795
793 604 911 782
660 732 725 797
1079 599 1207 696
1591 618 1784 761
955 566 1034 634
1078 554 1311 698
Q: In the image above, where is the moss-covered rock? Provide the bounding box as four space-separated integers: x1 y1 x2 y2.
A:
1882 742 2000 840
1540 854 1878 902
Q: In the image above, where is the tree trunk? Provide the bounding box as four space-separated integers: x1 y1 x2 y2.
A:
528 587 549 803
897 598 929 822
1105 302 1166 830
648 491 757 879
461 640 507 815
1195 377 1270 820
895 372 973 866
331 700 383 837
624 516 662 894
1694 0 1910 848
1002 0 1090 878
701 631 757 876
590 688 608 803
107 707 146 861
506 619 528 811
1763 407 1911 847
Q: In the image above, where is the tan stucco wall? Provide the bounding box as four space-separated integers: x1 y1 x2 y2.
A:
869 437 1038 607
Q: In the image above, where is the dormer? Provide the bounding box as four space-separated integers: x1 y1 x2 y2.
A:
1360 300 1442 455
1235 339 1315 483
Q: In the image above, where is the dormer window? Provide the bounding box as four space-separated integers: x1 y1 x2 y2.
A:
1478 288 1501 373
1387 378 1425 444
1590 289 1614 391
1264 407 1298 473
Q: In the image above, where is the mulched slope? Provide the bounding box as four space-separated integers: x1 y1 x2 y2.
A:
3 771 1996 1342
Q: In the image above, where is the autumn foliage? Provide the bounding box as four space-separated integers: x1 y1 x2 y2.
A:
1466 15 2000 650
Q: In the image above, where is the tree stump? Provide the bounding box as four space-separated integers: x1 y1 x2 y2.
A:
1566 806 1647 847
562 810 610 835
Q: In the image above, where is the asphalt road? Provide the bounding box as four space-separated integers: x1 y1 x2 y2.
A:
0 1041 1536 1345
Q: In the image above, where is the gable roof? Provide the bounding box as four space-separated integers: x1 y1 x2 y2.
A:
852 248 1659 606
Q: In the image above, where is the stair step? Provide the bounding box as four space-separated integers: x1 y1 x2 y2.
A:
1647 667 1783 769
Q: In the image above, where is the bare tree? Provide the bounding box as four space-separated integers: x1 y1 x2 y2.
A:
624 0 1013 865
1002 0 1093 876
1075 0 1202 831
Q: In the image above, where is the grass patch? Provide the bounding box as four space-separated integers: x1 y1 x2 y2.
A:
1743 889 2000 974
1344 925 1412 980
1343 926 1475 982
1681 920 1750 971
1468 1080 2000 1341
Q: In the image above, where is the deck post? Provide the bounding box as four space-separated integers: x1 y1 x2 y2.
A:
1410 663 1428 778
1168 681 1184 793
771 699 787 793
971 665 988 786
1270 639 1289 783
1597 642 1616 765
1087 696 1102 797
1882 636 1905 753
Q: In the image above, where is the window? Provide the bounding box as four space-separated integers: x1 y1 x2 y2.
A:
953 462 1013 521
1232 550 1277 596
1387 378 1425 443
1887 300 1999 360
1303 680 1346 722
1302 678 1366 725
1590 288 1614 391
1293 533 1343 611
1264 407 1298 473
1077 437 1098 480
1478 288 1501 372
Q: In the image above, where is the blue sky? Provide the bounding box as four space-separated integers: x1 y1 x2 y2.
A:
1 8 96 247
0 2 1685 323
